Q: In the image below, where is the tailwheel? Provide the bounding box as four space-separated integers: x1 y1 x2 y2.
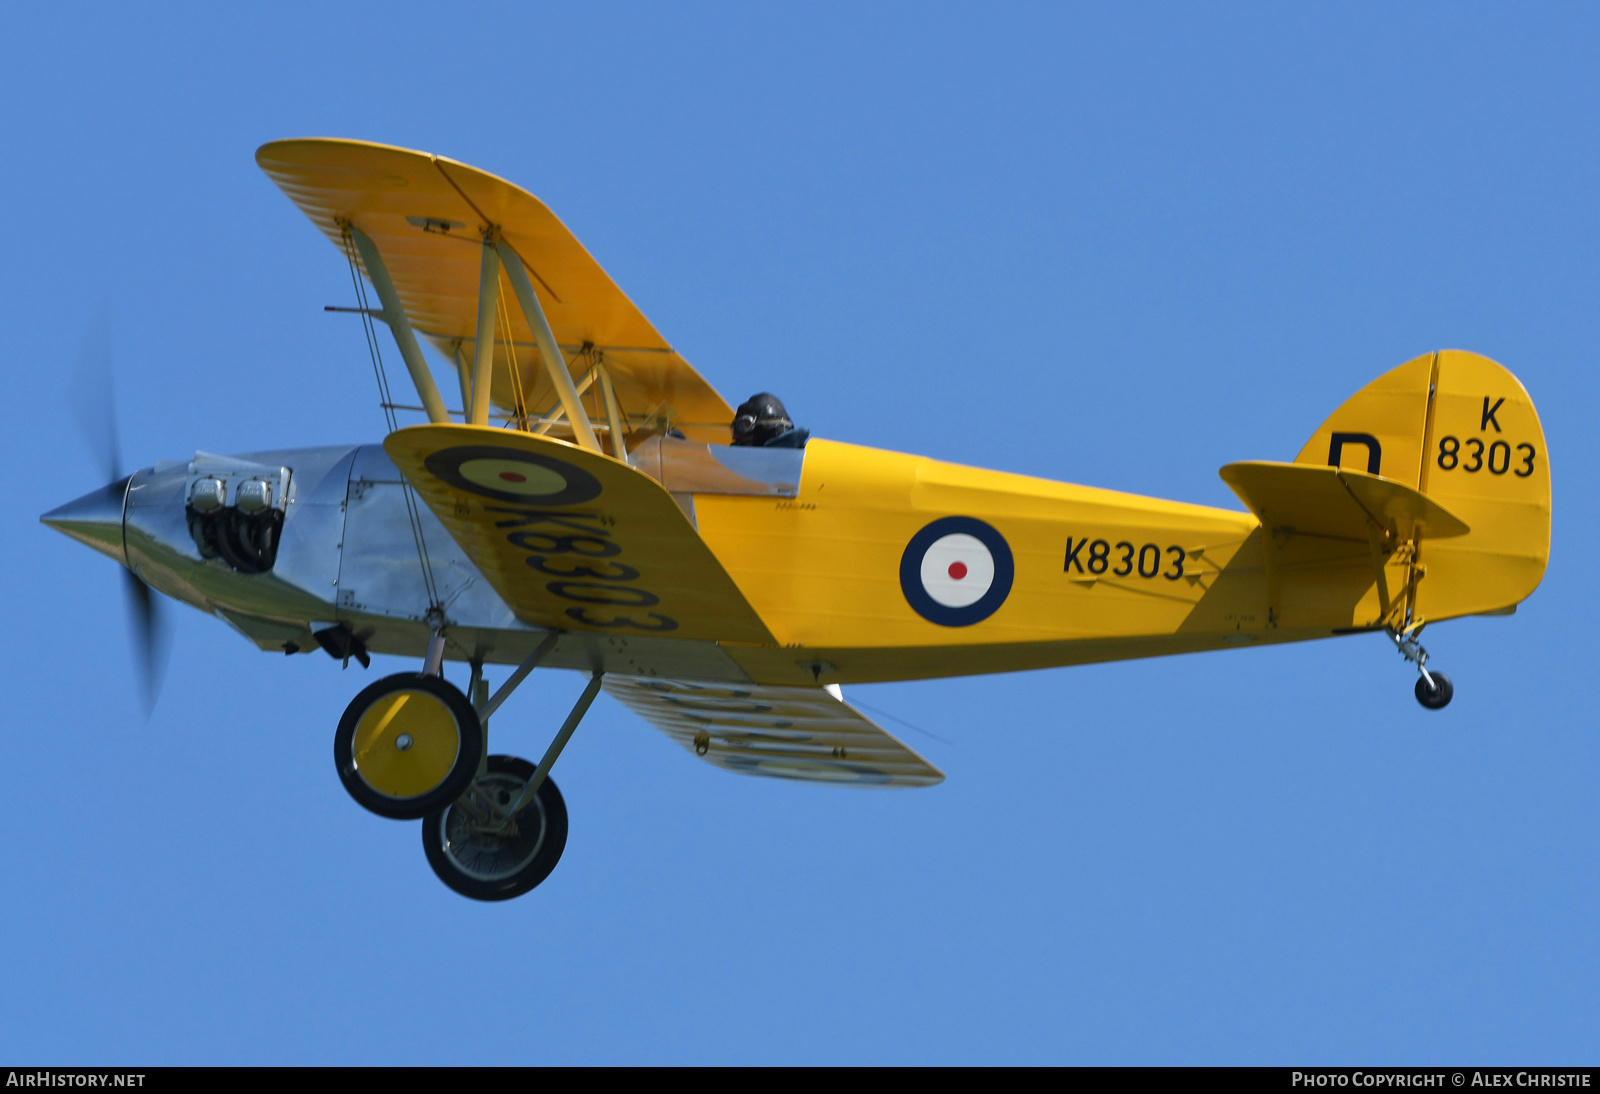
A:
334 673 484 820
423 755 568 901
1415 672 1454 710
1389 625 1454 712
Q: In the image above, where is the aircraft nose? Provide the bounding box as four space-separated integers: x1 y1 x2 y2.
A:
41 475 132 565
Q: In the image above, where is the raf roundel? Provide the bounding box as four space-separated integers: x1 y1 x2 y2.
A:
422 445 602 507
899 516 1014 627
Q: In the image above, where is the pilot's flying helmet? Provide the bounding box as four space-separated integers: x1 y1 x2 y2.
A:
732 393 793 447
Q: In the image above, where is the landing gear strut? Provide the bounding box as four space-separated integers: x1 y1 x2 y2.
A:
1389 624 1453 710
332 629 602 899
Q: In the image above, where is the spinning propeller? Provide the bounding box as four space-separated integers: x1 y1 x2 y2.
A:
67 308 170 714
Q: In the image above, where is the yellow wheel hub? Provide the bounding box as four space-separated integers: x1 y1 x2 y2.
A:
351 690 462 800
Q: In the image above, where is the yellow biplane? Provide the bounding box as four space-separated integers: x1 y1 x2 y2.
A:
42 139 1552 901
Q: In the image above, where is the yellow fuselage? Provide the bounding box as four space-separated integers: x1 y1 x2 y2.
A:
698 439 1361 687
380 352 1547 689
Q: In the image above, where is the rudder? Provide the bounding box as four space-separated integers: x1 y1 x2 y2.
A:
1295 351 1551 622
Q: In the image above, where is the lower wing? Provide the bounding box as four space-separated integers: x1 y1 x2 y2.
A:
605 677 944 787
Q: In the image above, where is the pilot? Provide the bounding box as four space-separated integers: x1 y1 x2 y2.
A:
731 393 810 448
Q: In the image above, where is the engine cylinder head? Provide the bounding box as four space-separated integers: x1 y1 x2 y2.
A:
189 478 226 512
236 479 272 514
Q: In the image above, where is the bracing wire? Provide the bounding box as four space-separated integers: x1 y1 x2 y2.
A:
341 232 398 436
341 227 441 611
846 697 954 746
494 276 531 431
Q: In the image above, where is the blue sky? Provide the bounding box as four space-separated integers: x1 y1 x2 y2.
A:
2 2 1596 1064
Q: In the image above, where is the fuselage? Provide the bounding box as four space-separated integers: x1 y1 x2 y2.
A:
44 433 1404 687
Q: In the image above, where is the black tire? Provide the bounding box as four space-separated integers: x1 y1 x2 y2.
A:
1415 671 1454 710
334 673 484 820
422 755 568 902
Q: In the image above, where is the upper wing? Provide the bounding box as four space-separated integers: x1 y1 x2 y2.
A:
605 676 945 787
257 138 734 444
385 423 774 644
1220 461 1470 542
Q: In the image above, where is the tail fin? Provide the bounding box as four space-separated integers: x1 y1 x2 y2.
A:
1295 351 1551 621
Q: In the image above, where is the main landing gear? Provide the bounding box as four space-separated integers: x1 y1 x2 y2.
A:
422 755 568 901
333 629 601 900
334 671 484 818
1389 624 1453 710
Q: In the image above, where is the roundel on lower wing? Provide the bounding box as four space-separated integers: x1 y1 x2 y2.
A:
899 516 1014 626
423 445 602 506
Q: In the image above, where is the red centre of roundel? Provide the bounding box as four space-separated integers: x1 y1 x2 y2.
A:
948 561 968 580
498 471 527 483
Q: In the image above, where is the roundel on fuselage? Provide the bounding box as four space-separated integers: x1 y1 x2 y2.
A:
899 516 1014 626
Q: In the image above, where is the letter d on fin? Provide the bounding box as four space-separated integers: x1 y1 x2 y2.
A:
1328 432 1382 475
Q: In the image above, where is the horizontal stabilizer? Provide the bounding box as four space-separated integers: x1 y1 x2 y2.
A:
606 677 944 788
1220 461 1469 542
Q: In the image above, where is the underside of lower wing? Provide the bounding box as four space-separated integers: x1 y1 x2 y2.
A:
605 676 944 787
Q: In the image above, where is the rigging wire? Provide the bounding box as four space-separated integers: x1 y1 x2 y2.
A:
494 276 531 431
846 697 954 746
529 348 600 438
340 225 441 611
